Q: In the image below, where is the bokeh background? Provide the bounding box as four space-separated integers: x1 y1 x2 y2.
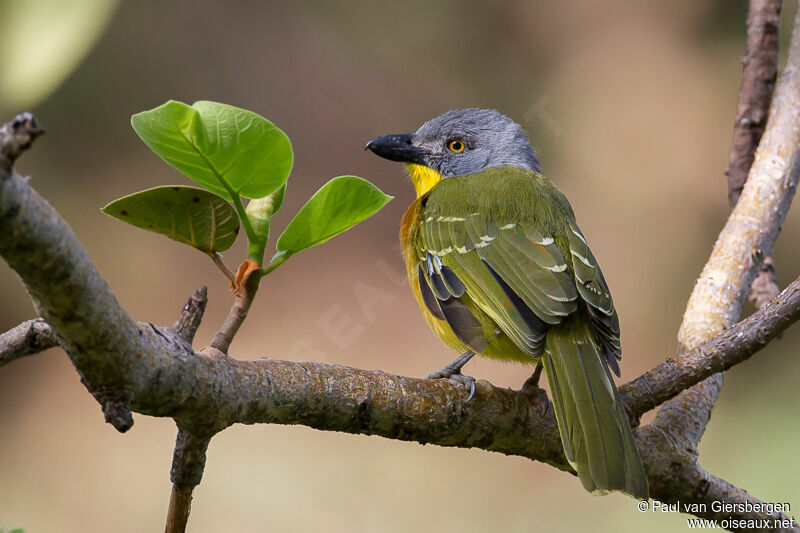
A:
1 1 799 531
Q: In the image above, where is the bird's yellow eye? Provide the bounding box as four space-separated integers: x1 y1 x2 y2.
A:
447 139 465 153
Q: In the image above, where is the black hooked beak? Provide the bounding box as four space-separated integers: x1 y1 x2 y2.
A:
365 134 426 164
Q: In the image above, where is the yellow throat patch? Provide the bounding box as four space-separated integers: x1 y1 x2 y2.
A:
406 163 443 198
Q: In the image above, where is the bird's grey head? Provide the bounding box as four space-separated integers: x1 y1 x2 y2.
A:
366 108 539 178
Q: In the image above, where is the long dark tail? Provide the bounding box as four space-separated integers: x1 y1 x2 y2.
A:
543 319 648 499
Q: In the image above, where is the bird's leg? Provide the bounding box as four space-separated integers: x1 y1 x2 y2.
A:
522 362 543 390
426 351 476 402
520 362 548 403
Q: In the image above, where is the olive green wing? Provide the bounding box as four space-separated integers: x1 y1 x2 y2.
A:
415 208 579 357
565 221 622 375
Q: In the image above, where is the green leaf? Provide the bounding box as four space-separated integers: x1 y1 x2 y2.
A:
275 176 392 259
131 100 293 200
101 186 240 253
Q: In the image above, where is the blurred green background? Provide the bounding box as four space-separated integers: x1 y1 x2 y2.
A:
1 1 799 531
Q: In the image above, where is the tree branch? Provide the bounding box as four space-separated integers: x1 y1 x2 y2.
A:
0 318 58 366
681 0 791 355
209 261 261 355
727 0 784 317
172 287 208 344
0 112 43 170
165 429 211 533
1 116 143 432
727 0 782 209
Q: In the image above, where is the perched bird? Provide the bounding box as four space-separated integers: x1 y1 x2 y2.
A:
366 108 648 499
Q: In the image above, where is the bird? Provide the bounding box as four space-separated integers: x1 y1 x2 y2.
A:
365 108 648 500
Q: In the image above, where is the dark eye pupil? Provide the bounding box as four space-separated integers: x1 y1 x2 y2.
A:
451 141 462 150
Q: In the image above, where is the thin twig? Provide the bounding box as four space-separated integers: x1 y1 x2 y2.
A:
164 429 211 533
209 263 261 354
164 484 194 533
210 253 236 284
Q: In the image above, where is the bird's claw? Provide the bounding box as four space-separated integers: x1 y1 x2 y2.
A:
426 369 476 403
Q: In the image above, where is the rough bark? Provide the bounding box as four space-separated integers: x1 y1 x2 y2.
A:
727 0 782 209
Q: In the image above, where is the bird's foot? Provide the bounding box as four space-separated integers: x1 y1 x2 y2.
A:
427 370 477 403
520 363 544 397
426 351 477 402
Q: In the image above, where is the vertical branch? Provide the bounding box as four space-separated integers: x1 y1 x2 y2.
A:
726 0 784 308
165 484 196 533
727 0 782 208
172 287 208 344
209 261 262 355
164 429 212 533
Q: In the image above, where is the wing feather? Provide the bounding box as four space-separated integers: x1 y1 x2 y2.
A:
417 211 579 357
566 222 622 375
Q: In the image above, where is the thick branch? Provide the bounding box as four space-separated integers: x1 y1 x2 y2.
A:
0 116 141 432
0 318 58 366
638 9 796 526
